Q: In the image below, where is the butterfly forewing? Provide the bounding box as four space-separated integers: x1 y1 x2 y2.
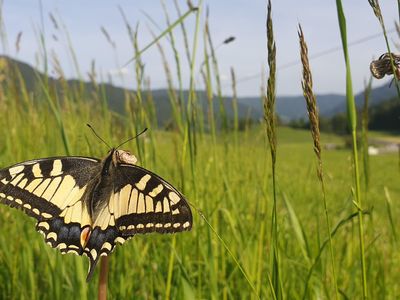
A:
0 157 99 218
0 157 100 253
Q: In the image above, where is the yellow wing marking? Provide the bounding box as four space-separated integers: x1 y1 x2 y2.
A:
118 184 132 217
60 199 91 226
25 179 42 192
32 163 43 178
50 175 76 207
168 191 180 205
155 201 162 213
137 193 145 213
10 173 24 186
128 188 138 214
17 178 28 189
42 177 62 201
8 165 25 176
94 205 115 230
149 184 164 197
33 178 51 197
145 195 154 212
50 160 63 176
163 197 170 213
136 174 151 191
60 185 86 210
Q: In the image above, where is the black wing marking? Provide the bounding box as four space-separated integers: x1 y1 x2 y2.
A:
0 156 100 259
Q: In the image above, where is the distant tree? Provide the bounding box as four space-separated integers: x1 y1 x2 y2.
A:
369 98 400 131
288 118 308 129
319 116 332 132
330 113 349 135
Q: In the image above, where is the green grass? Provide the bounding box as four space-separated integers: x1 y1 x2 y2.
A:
0 120 399 299
0 2 400 299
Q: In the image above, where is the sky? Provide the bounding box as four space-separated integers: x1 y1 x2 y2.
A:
1 1 399 97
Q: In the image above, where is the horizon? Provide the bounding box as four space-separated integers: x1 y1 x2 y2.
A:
1 54 393 99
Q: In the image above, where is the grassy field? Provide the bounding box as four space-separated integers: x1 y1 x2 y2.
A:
0 1 400 299
0 113 399 299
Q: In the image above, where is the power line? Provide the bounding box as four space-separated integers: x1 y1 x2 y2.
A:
234 27 397 85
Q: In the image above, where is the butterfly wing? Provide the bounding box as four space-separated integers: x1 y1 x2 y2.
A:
0 157 100 255
113 164 192 235
82 163 193 281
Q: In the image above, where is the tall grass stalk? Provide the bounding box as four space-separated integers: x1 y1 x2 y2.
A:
230 67 239 148
398 0 400 21
201 19 217 148
0 0 8 53
123 6 197 67
298 25 339 300
361 77 372 191
384 187 397 243
173 0 192 68
264 1 281 299
150 28 183 133
196 209 259 298
336 1 368 298
205 18 228 136
185 0 202 189
161 0 185 134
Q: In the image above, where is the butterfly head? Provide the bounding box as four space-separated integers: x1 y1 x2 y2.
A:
113 149 137 166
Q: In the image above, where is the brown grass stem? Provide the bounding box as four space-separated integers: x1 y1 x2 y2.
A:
98 256 109 300
336 1 368 297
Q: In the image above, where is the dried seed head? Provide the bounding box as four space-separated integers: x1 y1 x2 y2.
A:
370 53 400 79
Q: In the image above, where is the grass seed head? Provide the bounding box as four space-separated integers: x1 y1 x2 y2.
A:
264 0 277 162
368 0 384 26
298 24 322 178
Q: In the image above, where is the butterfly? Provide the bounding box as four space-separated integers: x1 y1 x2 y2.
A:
0 148 192 281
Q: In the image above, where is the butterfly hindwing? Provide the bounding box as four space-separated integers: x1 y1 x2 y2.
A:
36 217 86 256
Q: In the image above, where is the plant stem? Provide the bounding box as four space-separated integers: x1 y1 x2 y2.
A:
335 1 367 298
98 256 109 300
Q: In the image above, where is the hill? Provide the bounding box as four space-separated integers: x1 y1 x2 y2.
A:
0 56 262 128
1 55 398 124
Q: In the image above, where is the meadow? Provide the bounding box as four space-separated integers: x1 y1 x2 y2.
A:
0 1 400 299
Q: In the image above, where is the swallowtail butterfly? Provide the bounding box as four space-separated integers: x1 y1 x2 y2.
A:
0 148 192 281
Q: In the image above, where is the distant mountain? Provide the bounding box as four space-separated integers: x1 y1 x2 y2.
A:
0 56 262 127
237 94 346 122
1 55 398 124
239 82 399 122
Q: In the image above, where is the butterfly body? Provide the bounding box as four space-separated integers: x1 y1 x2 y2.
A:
0 149 192 281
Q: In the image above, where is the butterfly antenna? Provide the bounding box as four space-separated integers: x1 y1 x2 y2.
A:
116 128 148 149
86 124 112 149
